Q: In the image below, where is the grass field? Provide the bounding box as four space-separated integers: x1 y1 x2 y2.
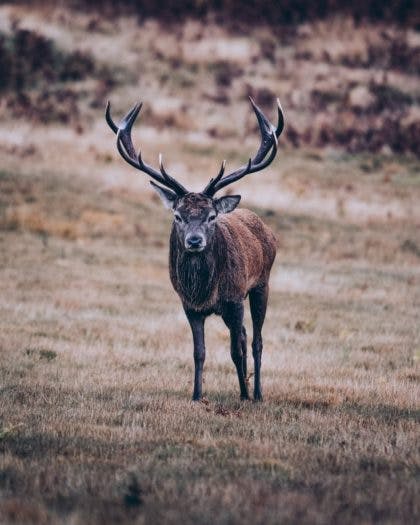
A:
0 3 419 524
1 155 419 524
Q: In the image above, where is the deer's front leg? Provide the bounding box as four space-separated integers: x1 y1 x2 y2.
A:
185 309 206 401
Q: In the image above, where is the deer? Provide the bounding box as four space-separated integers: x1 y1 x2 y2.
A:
105 96 284 401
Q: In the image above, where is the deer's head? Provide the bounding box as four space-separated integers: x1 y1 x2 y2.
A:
106 97 284 253
152 190 240 252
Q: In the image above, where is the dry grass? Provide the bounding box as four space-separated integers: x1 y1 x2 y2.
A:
0 163 419 524
0 4 419 525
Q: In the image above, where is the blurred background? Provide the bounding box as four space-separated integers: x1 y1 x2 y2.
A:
1 3 419 524
1 1 420 226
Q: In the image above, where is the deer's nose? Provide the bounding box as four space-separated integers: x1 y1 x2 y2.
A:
186 235 203 247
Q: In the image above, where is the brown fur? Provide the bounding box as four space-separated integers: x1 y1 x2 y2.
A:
169 207 277 312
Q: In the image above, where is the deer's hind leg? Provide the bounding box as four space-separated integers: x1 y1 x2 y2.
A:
249 283 269 401
222 302 250 400
241 325 247 379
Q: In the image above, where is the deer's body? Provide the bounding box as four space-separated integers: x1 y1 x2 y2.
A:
106 96 284 400
169 206 276 314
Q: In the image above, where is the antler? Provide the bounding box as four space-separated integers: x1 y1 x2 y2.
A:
105 101 188 196
203 97 284 196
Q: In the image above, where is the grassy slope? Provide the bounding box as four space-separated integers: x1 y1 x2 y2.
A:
0 4 419 525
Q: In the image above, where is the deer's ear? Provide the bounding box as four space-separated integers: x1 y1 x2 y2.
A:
150 181 178 209
214 195 241 214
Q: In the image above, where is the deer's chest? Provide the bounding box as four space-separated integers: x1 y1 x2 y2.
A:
171 253 218 311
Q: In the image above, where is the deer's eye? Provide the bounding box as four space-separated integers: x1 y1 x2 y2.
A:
174 213 183 223
208 214 216 223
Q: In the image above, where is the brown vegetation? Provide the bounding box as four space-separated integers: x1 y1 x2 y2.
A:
1 11 419 155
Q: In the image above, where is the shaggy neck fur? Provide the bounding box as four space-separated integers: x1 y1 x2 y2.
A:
170 226 224 309
177 250 215 306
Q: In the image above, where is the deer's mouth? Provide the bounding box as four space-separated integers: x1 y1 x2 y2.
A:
186 245 206 253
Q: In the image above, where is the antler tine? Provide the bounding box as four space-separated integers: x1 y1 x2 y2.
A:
276 98 285 137
105 101 118 133
106 101 187 196
202 159 226 195
159 152 175 182
116 103 143 161
249 96 277 165
203 98 284 196
121 102 142 131
159 153 189 194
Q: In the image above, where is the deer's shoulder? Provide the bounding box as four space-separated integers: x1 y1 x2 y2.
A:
219 208 276 245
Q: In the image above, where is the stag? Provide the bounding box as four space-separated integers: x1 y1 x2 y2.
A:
106 97 284 401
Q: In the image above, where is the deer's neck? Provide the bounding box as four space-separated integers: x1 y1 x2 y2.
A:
170 228 223 310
